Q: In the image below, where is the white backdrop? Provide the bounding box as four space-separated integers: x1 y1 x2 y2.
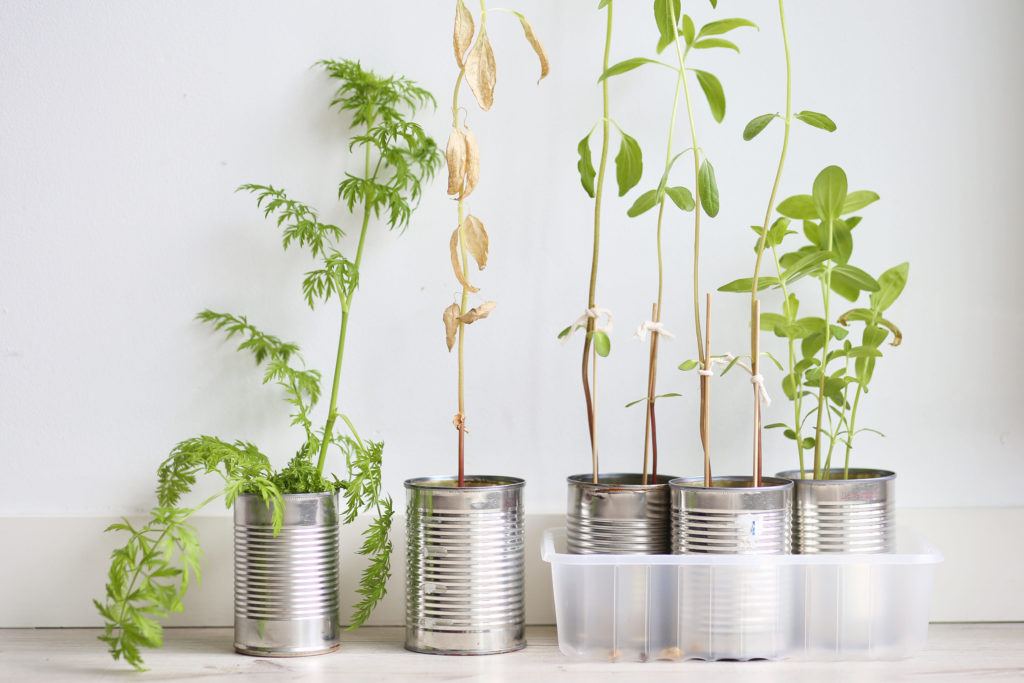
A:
2 0 1023 520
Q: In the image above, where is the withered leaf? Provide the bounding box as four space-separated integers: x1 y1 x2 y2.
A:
463 127 480 197
464 26 496 111
453 412 466 432
443 302 461 351
449 228 480 292
454 0 473 68
445 127 467 196
463 214 488 270
453 0 475 68
517 14 550 84
458 300 496 324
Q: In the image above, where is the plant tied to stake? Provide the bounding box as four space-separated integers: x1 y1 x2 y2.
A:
443 0 548 487
720 164 907 480
95 60 440 671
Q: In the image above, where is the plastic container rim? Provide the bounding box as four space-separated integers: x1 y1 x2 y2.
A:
541 527 942 567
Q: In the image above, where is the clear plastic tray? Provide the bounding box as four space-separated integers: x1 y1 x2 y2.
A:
541 527 942 661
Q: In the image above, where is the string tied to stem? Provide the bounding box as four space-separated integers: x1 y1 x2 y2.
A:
695 353 773 407
560 306 614 344
633 320 675 342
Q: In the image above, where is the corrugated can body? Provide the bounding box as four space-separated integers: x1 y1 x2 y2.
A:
777 469 895 554
670 477 793 555
405 476 525 655
669 476 793 660
566 473 674 555
233 491 340 657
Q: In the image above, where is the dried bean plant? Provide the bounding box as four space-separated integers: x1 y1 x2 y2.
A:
443 0 548 486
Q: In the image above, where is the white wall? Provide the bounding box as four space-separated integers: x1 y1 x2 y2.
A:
2 0 1023 622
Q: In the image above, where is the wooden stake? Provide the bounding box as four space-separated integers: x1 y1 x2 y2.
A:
701 294 712 487
752 298 763 487
642 303 660 485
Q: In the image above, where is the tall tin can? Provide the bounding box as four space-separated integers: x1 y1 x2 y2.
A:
405 476 525 655
233 491 340 657
566 473 674 555
777 468 895 554
670 476 793 660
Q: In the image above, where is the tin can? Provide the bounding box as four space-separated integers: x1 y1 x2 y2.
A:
233 491 340 656
405 476 525 655
566 473 674 555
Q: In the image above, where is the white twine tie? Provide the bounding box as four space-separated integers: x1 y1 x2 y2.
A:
633 320 675 342
560 306 614 344
694 353 772 407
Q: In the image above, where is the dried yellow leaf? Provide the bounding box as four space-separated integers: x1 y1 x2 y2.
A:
463 214 488 270
449 228 479 292
443 302 461 351
517 14 549 84
464 26 496 111
445 128 467 196
463 127 480 197
458 300 496 324
453 412 466 432
453 0 474 68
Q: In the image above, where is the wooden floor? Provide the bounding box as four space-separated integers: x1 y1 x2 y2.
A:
1 624 1021 681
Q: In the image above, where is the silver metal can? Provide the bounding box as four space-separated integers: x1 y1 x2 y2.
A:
233 491 340 657
405 475 525 655
670 476 793 555
670 476 793 660
777 468 895 554
566 473 674 554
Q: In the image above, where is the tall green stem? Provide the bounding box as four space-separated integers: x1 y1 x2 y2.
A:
749 0 793 485
843 384 862 478
582 0 613 483
771 243 805 477
316 140 373 476
812 235 834 480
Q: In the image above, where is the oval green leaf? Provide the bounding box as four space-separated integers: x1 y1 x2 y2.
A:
666 186 695 211
654 0 682 53
693 38 739 52
776 194 817 220
693 69 725 123
615 131 643 197
812 165 848 221
743 113 775 141
794 110 836 132
599 57 674 81
697 17 758 38
841 190 880 214
592 329 611 357
627 189 660 217
870 262 909 313
833 264 880 292
577 133 596 198
698 158 719 217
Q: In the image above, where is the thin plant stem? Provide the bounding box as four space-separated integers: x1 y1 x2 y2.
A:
583 1 614 484
813 257 833 480
748 0 793 487
771 242 806 477
451 55 468 486
701 294 712 487
843 384 863 479
317 137 374 476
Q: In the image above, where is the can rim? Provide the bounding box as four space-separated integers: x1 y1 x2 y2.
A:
236 490 337 499
776 468 895 484
403 475 524 490
567 472 677 489
669 475 794 491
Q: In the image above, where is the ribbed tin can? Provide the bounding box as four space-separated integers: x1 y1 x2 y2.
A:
405 476 525 655
670 476 793 660
566 473 674 554
777 468 895 554
233 491 340 657
670 476 793 555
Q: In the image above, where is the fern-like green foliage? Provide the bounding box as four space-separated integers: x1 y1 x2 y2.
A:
98 58 439 670
96 437 282 671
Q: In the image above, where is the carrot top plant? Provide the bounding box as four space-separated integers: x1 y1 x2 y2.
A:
443 0 547 486
95 59 440 670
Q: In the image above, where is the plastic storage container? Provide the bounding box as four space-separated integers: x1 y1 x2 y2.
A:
542 526 941 661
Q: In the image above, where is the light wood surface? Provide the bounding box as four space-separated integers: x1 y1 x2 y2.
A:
1 624 1021 681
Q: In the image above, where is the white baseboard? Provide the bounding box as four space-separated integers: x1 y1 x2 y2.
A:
2 508 1020 628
